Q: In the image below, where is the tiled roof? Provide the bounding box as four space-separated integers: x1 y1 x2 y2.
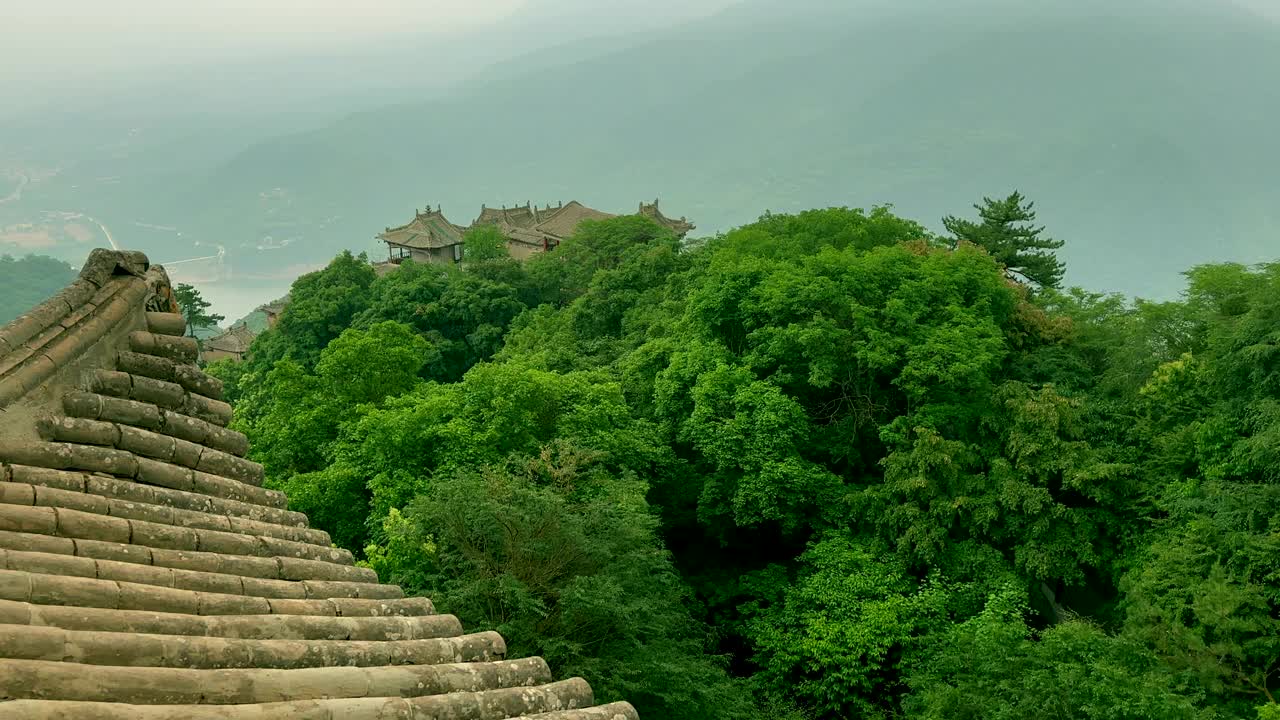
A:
639 200 695 238
503 225 554 248
202 325 256 355
0 249 639 719
474 203 557 230
532 201 616 240
379 210 466 250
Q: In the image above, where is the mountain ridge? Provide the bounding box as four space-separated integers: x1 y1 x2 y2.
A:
13 0 1277 301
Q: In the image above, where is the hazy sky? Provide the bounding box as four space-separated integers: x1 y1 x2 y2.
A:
6 1 524 40
3 1 522 81
1 0 746 101
6 0 1275 62
0 1 528 102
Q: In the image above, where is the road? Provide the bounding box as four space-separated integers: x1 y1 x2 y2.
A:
72 213 121 250
0 174 28 204
0 173 121 250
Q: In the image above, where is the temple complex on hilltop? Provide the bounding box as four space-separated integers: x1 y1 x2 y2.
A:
0 249 637 717
378 199 694 266
199 296 288 365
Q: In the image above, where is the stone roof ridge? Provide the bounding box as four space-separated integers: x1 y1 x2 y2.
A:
639 197 696 236
0 248 638 718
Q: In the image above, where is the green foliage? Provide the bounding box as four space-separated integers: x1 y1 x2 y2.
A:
232 252 529 394
524 215 679 307
462 224 509 262
254 250 377 370
869 382 1135 586
223 200 1280 718
750 534 953 717
370 448 756 720
352 259 526 382
0 254 78 325
336 362 666 525
905 587 1215 719
944 192 1066 290
231 321 433 550
173 283 226 337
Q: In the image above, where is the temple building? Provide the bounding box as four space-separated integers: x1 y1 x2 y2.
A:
201 324 256 364
378 199 695 266
473 201 615 260
376 206 468 266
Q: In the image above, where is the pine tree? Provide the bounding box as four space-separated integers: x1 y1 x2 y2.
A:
173 283 225 337
943 192 1066 289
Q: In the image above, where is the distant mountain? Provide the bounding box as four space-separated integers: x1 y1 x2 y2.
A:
36 0 1280 298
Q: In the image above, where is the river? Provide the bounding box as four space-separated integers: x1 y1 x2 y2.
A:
0 174 29 204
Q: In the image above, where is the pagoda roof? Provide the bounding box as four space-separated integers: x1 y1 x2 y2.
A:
203 324 257 354
474 202 560 230
639 199 695 237
501 224 555 248
379 208 466 249
533 201 616 240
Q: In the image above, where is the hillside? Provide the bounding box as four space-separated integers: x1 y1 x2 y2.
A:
173 0 1278 299
208 206 1280 719
0 254 77 324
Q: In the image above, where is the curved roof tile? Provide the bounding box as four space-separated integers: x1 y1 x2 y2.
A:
0 249 639 719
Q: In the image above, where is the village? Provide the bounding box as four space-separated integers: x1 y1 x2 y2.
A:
200 198 694 362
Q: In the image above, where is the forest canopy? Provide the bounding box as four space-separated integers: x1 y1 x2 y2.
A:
0 254 78 325
208 197 1280 719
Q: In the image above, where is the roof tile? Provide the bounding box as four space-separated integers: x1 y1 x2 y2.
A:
0 249 640 718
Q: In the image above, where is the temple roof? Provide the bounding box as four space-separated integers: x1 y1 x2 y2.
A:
502 224 555 248
385 199 695 258
533 201 616 240
639 199 695 238
202 324 256 355
474 202 561 230
379 208 466 250
0 249 640 719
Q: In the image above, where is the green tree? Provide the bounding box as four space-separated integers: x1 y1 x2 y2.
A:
173 282 225 336
524 215 679 306
905 586 1214 720
253 250 377 369
462 224 510 262
1114 264 1280 714
749 533 954 718
353 260 526 382
219 205 1280 719
369 447 757 720
236 321 434 550
943 192 1066 290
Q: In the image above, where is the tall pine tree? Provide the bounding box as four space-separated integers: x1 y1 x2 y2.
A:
943 192 1065 289
173 283 225 337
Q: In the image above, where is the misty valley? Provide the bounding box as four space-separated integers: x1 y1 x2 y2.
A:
1 1 1278 718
